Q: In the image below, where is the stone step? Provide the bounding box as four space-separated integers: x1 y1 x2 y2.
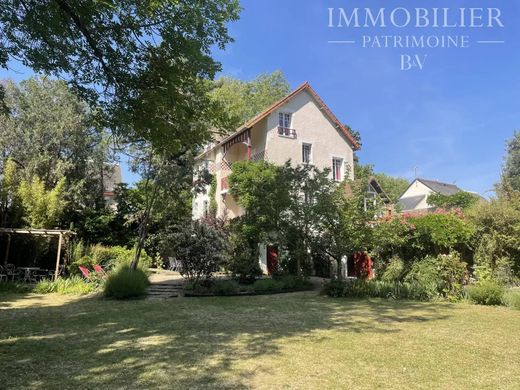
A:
148 286 183 291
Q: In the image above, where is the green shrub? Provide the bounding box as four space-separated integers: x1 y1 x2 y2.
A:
504 289 520 310
273 274 313 291
170 221 227 283
381 257 405 283
91 244 116 265
103 246 152 271
69 245 152 275
251 278 284 293
211 280 239 295
404 253 467 300
0 281 31 294
69 255 96 275
406 213 474 259
226 230 262 283
321 279 348 297
467 280 505 306
33 276 97 295
322 279 431 301
104 266 149 299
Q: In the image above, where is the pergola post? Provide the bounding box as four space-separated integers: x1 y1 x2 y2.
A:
4 234 11 266
54 233 63 280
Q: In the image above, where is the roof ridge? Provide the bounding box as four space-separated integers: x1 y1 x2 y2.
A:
418 178 458 187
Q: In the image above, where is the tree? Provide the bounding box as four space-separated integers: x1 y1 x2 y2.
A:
354 162 408 202
209 71 290 131
282 164 338 275
373 173 409 202
0 77 108 211
467 190 520 280
321 180 377 278
227 160 290 277
503 131 520 191
125 143 212 268
0 1 240 151
168 220 227 284
0 158 21 227
18 175 66 228
427 191 480 210
228 160 376 278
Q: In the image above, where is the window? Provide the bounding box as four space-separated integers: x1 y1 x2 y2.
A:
278 112 295 137
202 200 209 217
302 143 312 164
332 158 343 181
278 112 291 128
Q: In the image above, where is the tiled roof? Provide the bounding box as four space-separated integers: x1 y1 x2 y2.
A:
417 178 462 196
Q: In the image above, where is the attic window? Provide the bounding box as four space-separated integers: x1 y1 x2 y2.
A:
278 112 296 138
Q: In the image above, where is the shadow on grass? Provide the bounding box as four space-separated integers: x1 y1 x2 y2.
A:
0 292 454 389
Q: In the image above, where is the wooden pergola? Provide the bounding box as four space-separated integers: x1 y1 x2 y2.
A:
0 228 76 280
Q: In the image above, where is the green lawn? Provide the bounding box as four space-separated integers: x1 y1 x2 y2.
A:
1 292 519 389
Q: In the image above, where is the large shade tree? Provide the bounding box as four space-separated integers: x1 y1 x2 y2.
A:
0 1 241 267
0 1 240 150
209 71 290 131
0 78 107 208
502 131 520 191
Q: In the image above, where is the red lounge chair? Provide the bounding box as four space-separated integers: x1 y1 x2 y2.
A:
93 265 106 275
78 266 90 279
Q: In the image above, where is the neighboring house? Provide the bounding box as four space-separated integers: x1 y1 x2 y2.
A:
365 176 392 213
193 81 360 221
397 178 464 213
103 164 122 210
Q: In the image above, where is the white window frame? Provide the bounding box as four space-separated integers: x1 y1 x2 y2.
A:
278 112 291 128
278 112 295 138
302 142 312 164
332 157 343 181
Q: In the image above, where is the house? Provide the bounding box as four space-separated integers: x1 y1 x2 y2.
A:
192 82 360 273
103 164 122 210
365 176 392 212
397 178 464 213
193 81 360 220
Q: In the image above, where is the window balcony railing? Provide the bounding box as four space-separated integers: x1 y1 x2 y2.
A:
278 126 297 138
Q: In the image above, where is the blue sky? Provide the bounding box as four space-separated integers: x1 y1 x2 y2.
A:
1 0 518 195
212 0 520 195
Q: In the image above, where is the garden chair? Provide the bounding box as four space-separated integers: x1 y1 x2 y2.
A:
5 264 20 281
78 266 90 279
93 264 107 278
167 257 177 271
0 265 7 282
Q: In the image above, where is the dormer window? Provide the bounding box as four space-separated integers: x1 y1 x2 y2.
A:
278 112 296 138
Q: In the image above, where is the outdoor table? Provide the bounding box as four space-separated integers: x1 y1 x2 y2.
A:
18 267 41 283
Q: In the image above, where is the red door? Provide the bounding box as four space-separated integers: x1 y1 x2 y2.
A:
267 246 278 275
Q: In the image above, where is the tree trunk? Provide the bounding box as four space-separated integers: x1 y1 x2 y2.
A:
130 151 163 270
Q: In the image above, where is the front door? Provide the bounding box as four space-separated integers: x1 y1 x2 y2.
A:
266 245 278 275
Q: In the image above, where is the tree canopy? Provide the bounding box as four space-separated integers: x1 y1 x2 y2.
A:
0 1 240 150
427 191 480 210
0 78 110 231
503 131 520 191
209 71 290 131
354 162 409 202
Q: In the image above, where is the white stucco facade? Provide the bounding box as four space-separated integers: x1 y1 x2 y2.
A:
192 83 358 220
